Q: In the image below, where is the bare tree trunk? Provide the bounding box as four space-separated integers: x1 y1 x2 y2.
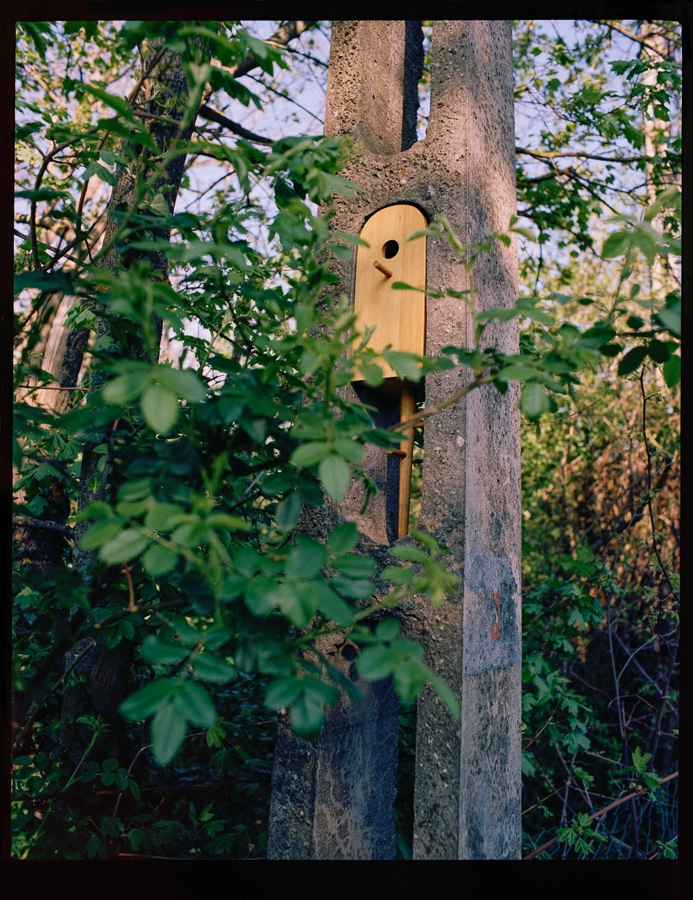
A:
639 21 679 295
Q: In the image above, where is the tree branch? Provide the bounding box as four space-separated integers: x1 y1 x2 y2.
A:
390 375 496 433
517 146 650 165
596 20 680 59
197 105 274 145
13 516 73 537
227 21 317 79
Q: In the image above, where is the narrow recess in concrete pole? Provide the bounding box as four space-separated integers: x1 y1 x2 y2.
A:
414 23 433 142
267 21 422 860
266 20 521 860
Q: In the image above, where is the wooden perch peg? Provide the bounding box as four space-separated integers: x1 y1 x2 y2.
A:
373 260 393 278
397 385 416 539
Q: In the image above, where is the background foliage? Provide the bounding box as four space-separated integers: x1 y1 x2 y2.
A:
12 19 679 860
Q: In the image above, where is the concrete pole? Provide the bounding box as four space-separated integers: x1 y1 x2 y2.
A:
267 20 521 860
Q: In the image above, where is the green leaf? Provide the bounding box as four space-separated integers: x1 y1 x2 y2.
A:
145 503 187 532
120 678 177 721
654 303 681 337
83 83 133 117
83 161 117 187
391 545 428 563
191 653 236 683
151 697 187 765
148 194 170 217
309 580 354 625
116 498 149 517
241 417 267 443
142 543 179 576
601 230 633 259
356 646 394 681
375 619 400 640
86 833 109 859
273 582 316 627
331 575 374 599
319 455 350 501
510 225 536 242
276 491 302 531
100 527 150 563
79 517 124 550
647 339 671 363
155 366 206 402
662 354 680 387
632 746 652 772
381 350 422 382
206 513 249 532
392 660 428 701
290 441 331 467
140 385 179 434
327 521 360 555
234 545 262 578
333 439 364 463
141 636 188 666
286 535 326 578
303 677 339 706
177 681 217 727
117 478 152 502
617 345 647 376
580 325 616 348
261 471 298 497
206 718 227 749
102 372 148 405
380 566 414 584
520 382 551 420
289 692 324 737
332 555 377 577
359 361 385 387
495 364 539 383
265 676 303 710
244 578 280 616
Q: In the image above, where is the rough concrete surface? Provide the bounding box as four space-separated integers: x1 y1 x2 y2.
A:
267 19 521 860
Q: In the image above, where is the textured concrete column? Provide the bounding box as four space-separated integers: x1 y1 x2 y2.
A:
266 22 419 859
267 19 521 860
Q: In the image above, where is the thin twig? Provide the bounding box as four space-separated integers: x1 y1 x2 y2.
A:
113 743 152 818
523 771 678 859
516 146 652 165
390 375 495 433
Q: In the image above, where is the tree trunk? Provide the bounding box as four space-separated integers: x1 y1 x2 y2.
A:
639 21 679 295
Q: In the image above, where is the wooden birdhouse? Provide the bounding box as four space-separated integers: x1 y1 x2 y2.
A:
351 203 427 539
352 203 427 392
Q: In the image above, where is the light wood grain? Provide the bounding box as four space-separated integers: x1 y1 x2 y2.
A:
352 204 427 382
